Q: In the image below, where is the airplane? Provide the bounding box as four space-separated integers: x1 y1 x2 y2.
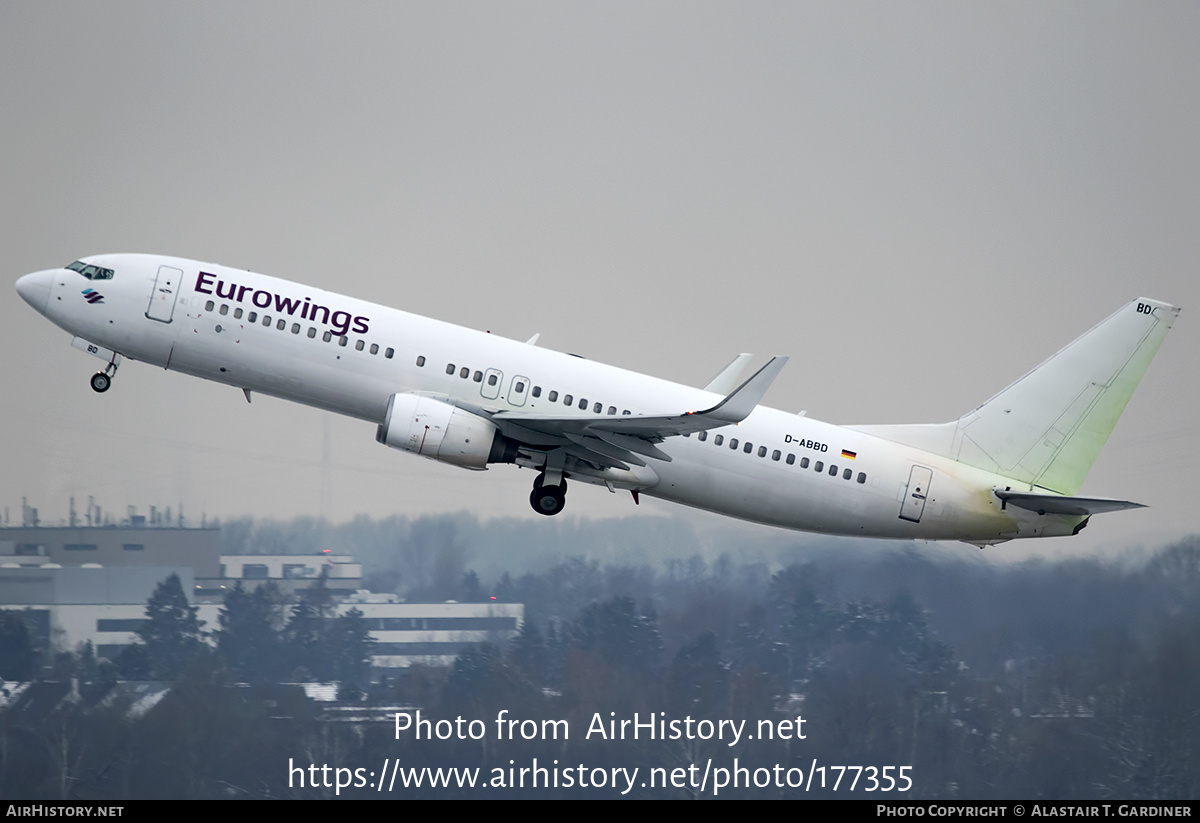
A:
15 254 1179 546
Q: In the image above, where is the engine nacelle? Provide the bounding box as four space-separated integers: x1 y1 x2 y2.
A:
376 393 501 470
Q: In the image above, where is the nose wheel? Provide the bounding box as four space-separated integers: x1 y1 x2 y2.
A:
529 473 567 516
90 361 118 393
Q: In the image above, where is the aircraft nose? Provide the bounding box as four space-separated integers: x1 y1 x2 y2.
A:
15 269 55 314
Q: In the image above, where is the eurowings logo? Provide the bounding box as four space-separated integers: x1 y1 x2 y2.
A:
81 288 104 304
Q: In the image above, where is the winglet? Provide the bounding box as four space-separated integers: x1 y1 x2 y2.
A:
703 353 753 394
698 356 788 423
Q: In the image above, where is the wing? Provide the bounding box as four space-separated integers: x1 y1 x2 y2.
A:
488 356 788 471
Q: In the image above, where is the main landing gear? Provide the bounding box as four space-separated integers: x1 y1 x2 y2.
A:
529 472 567 516
90 361 118 393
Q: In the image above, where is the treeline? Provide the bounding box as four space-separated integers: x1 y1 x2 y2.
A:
2 531 1198 799
112 573 373 690
216 511 793 599
0 573 374 692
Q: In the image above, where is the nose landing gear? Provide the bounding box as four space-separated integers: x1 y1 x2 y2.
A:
90 361 118 393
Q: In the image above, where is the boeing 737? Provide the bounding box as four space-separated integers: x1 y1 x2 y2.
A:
15 255 1179 545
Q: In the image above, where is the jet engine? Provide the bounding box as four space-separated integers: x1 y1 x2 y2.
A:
376 393 509 470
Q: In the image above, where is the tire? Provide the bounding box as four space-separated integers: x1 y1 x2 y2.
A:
530 485 566 516
90 372 111 393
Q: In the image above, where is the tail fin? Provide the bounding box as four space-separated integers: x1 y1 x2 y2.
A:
851 298 1180 494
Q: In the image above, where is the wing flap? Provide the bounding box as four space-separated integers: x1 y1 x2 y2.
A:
560 441 631 471
563 432 647 467
591 430 673 462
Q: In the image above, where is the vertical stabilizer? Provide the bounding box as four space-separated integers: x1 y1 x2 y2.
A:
851 298 1179 494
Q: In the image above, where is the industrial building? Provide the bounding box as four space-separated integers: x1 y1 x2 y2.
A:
1 515 521 674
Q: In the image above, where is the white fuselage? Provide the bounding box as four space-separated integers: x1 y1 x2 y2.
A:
18 253 1086 543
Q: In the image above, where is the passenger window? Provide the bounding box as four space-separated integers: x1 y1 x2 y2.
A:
800 457 809 468
548 391 558 402
276 319 286 331
488 374 498 386
324 331 333 342
786 454 795 465
815 461 824 473
772 449 781 461
219 304 229 315
758 446 767 457
473 371 483 382
357 340 365 350
516 381 526 393
233 308 243 319
729 438 738 449
564 394 573 405
292 323 301 334
205 300 215 312
714 435 724 446
416 355 425 366
593 402 601 413
308 327 317 338
263 315 272 326
623 410 631 415
843 468 853 480
446 364 455 375
744 442 753 454
608 406 616 415
579 398 587 409
856 472 866 484
828 464 837 476
698 431 707 442
460 366 469 378
532 386 541 398
370 343 378 354
385 348 394 359
339 336 349 347
248 312 257 323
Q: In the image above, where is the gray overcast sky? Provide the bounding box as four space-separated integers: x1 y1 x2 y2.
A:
2 2 1196 557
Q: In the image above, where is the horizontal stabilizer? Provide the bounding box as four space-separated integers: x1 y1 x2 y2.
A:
994 489 1145 516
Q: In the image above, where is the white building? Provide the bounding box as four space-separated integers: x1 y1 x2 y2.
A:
1 528 522 674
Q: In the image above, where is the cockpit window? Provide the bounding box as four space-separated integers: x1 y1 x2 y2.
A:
66 261 114 280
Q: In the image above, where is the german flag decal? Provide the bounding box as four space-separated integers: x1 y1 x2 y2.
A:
841 449 857 460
